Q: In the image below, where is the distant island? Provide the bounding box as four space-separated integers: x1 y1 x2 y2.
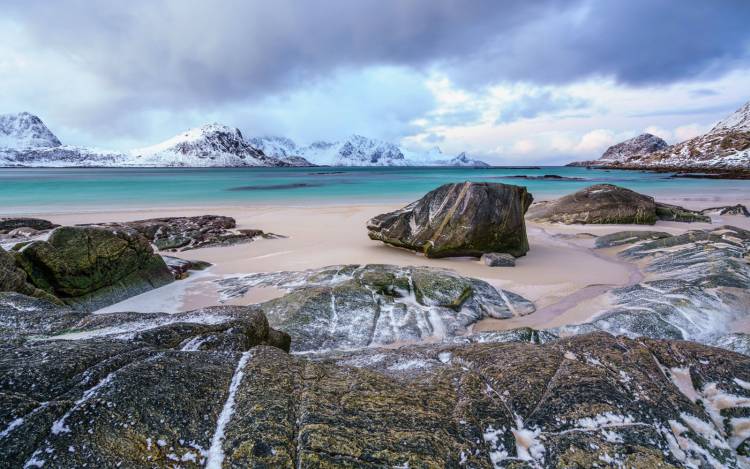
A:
568 100 750 177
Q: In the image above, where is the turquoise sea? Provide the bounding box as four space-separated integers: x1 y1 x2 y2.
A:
1 166 748 214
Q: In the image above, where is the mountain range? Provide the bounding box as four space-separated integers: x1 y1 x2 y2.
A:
569 100 750 169
0 113 489 168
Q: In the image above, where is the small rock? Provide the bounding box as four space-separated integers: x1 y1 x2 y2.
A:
594 230 672 248
699 204 750 216
481 252 516 267
0 217 58 234
161 255 212 279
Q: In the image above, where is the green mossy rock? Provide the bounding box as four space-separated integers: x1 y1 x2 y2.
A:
14 226 173 310
0 247 61 304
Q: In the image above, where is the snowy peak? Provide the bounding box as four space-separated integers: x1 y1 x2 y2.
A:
253 134 490 167
131 123 253 157
0 112 62 149
711 100 750 132
336 134 406 165
127 123 313 167
448 152 490 167
249 136 298 157
600 133 669 162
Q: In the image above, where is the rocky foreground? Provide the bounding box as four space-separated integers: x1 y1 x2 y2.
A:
2 297 750 468
2 188 750 467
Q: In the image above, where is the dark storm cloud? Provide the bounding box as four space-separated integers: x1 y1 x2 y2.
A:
4 0 750 145
7 0 750 105
4 0 553 111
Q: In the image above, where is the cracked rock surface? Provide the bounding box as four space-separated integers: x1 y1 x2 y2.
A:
12 226 174 311
216 264 536 352
367 182 533 258
558 225 750 355
3 321 750 468
95 215 283 252
527 184 709 224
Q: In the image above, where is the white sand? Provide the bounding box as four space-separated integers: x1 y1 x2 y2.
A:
28 194 750 331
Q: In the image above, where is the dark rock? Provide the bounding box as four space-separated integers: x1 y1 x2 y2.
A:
558 225 750 346
216 264 535 352
528 184 708 225
501 174 586 181
700 204 750 216
481 252 516 266
0 217 58 234
0 292 83 339
94 215 281 252
0 247 60 304
367 182 533 258
2 331 749 467
13 226 173 311
655 202 711 222
594 230 673 248
161 255 212 280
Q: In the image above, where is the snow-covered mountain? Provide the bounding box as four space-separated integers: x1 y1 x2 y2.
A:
568 133 669 167
0 117 313 167
443 151 491 167
600 133 668 163
0 112 62 149
127 124 311 167
1 113 488 168
251 134 490 167
0 112 126 167
568 101 750 169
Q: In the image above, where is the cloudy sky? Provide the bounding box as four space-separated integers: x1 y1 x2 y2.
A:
2 0 750 164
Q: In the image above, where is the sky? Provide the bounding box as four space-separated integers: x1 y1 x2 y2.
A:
2 0 750 164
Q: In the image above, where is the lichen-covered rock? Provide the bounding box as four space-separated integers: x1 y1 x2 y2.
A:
655 202 711 222
558 226 750 350
216 264 535 352
3 331 750 468
367 182 533 258
0 247 60 304
96 215 283 251
528 184 709 225
594 230 672 248
481 252 516 266
0 217 58 234
13 226 174 311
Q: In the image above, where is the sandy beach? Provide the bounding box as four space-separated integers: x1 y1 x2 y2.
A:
29 190 750 334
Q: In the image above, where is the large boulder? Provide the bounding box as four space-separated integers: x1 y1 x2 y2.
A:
367 182 533 258
527 184 709 224
13 226 174 310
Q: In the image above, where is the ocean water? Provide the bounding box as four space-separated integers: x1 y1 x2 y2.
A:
1 166 748 214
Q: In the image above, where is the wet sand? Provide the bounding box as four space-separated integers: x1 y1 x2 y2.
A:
32 194 750 331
